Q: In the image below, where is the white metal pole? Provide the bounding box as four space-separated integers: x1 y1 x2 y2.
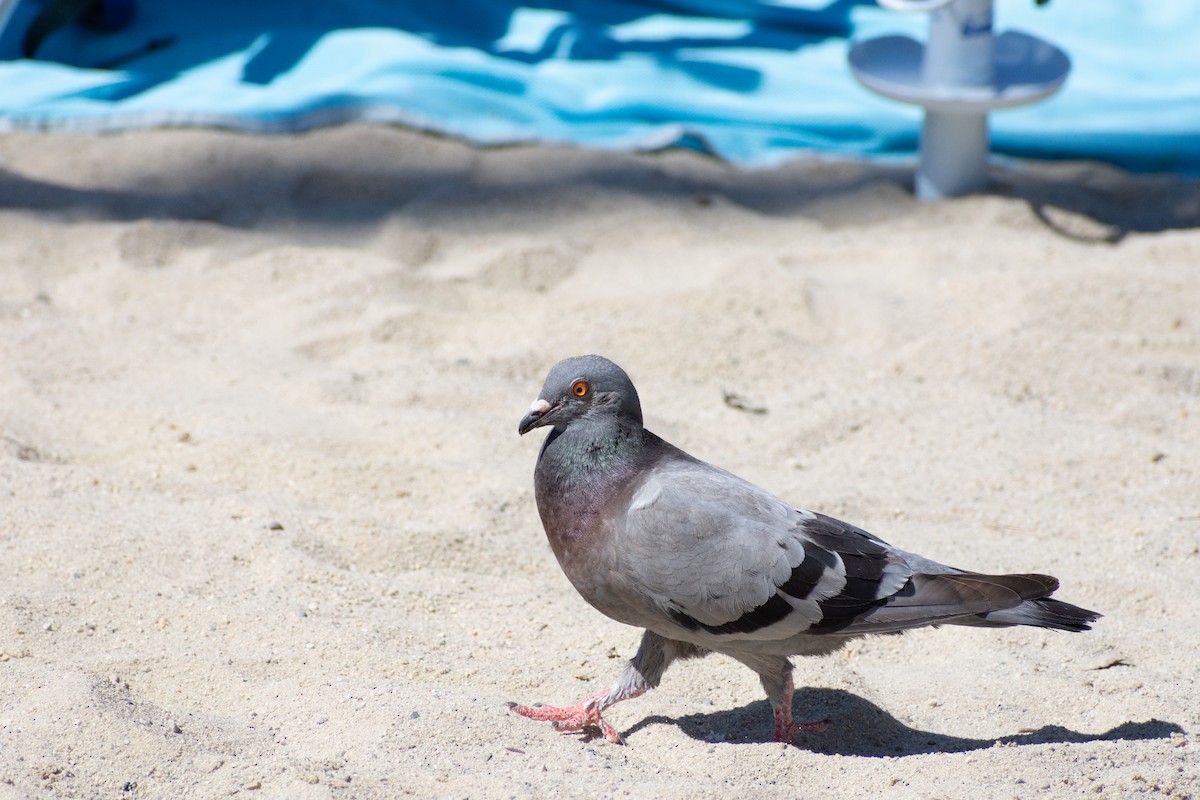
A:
917 110 989 199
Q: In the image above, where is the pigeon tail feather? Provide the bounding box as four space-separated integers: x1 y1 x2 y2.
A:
965 596 1102 632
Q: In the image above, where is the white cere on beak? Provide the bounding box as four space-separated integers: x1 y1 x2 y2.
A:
528 398 551 415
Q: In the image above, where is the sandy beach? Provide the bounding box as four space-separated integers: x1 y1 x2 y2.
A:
1 124 1197 798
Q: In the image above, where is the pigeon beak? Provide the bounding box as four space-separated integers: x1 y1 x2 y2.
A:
518 398 554 435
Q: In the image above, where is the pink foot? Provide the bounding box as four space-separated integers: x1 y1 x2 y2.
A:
772 674 828 743
508 691 628 744
773 711 829 743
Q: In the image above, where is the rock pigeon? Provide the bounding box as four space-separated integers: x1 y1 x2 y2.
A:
511 355 1100 745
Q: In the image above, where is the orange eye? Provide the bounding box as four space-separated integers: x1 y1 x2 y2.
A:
571 380 589 397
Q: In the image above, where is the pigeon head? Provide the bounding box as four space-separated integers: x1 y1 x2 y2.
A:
518 355 643 435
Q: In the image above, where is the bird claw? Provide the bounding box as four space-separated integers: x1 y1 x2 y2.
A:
773 705 830 743
774 716 830 743
508 698 625 744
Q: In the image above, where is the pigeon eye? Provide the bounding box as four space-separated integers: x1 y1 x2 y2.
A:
571 380 590 397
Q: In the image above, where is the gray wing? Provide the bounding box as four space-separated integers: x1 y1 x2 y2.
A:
616 456 1072 646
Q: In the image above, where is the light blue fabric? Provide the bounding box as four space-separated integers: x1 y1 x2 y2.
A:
0 1 1196 174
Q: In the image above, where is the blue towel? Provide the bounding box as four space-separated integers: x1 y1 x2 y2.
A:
0 1 1196 174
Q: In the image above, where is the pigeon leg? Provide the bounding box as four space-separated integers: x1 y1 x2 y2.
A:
509 631 701 744
771 673 828 741
733 653 828 743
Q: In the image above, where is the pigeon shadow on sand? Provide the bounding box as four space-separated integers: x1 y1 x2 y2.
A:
623 688 1183 756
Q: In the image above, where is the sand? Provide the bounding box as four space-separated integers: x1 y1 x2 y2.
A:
0 124 1197 799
